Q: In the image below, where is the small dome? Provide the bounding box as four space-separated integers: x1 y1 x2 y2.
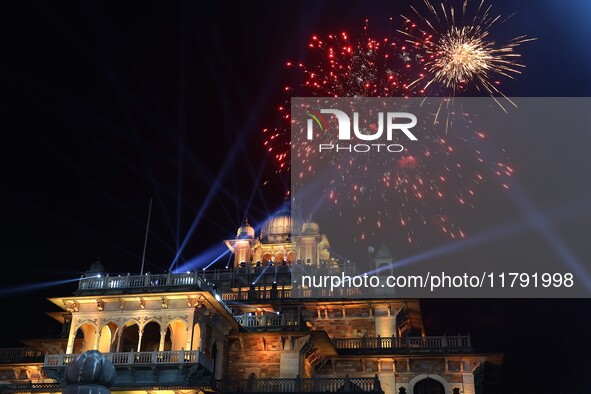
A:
65 350 115 387
260 207 302 243
87 260 105 274
237 219 255 239
301 219 320 235
376 245 392 259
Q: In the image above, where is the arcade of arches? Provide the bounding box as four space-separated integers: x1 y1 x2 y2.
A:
72 319 201 353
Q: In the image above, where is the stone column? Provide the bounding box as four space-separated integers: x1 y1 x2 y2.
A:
66 332 76 354
136 329 144 352
379 372 395 394
159 330 166 351
462 373 475 394
115 330 123 352
93 330 101 351
186 312 195 351
185 328 191 352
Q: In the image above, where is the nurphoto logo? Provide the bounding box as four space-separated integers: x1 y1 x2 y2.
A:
306 108 418 153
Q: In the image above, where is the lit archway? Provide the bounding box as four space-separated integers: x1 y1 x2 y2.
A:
167 319 188 351
98 322 117 353
275 252 284 263
77 322 96 353
413 377 446 394
286 251 296 263
191 323 202 351
141 321 161 351
118 322 140 352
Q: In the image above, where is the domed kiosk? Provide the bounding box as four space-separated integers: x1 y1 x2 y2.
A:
236 218 255 239
224 207 333 268
301 218 320 236
84 259 105 278
372 244 395 273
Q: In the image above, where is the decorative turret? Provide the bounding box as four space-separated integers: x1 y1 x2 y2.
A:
84 259 105 278
236 218 255 239
301 218 320 235
374 244 394 272
225 219 256 267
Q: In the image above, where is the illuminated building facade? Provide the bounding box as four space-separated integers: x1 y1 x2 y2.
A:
0 209 502 394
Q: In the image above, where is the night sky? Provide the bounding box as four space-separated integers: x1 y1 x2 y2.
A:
1 1 591 392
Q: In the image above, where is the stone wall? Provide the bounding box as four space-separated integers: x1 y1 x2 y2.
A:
227 334 283 379
311 317 376 338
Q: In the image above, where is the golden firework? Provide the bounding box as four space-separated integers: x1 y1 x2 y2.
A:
400 0 536 110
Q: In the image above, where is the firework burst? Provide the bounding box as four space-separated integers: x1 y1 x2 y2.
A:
400 0 536 110
299 23 422 97
264 21 424 174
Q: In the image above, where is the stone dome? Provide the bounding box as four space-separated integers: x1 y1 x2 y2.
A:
64 350 115 393
87 260 105 274
301 219 320 235
260 207 302 243
236 219 255 239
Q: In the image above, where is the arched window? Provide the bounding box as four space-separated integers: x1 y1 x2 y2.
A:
168 320 188 350
287 251 296 263
77 323 96 353
275 252 284 263
413 378 445 394
98 322 118 353
191 323 201 351
141 322 161 351
119 323 140 352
